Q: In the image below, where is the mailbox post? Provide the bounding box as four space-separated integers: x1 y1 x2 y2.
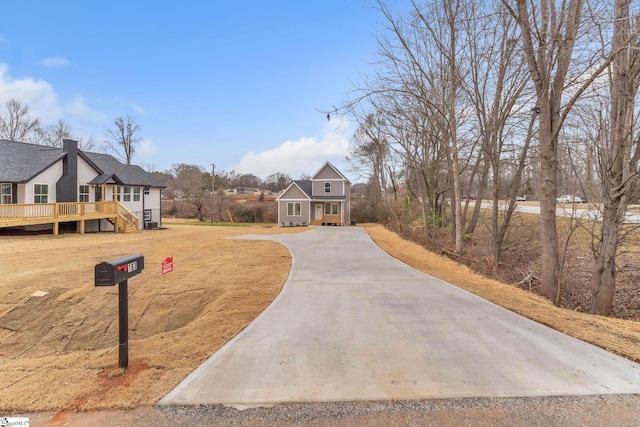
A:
95 254 144 368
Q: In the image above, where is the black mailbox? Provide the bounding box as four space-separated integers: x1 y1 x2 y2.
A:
95 254 145 286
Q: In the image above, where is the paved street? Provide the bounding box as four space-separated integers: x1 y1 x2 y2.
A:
474 200 640 223
159 227 640 409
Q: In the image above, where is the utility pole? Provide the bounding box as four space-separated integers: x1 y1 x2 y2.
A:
210 163 215 223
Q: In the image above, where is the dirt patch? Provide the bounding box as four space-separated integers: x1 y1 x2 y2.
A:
1 222 639 418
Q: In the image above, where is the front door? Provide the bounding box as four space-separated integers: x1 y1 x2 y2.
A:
315 203 323 221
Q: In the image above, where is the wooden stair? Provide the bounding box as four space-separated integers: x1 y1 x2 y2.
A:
106 213 138 233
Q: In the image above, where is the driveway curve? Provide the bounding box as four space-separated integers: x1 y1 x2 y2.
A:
159 227 640 409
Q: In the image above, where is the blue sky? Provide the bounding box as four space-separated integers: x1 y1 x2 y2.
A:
0 1 382 182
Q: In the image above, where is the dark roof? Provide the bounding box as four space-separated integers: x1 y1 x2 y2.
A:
293 180 312 197
83 152 165 187
0 139 165 188
0 139 65 182
310 195 346 200
88 173 124 185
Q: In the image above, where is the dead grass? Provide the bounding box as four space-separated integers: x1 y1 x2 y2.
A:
1 222 639 416
0 224 305 413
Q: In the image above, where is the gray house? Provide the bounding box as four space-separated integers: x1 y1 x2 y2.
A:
276 161 351 227
0 138 165 234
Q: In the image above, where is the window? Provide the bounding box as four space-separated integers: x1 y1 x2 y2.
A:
287 202 301 216
34 184 48 204
1 183 12 204
133 187 141 201
325 202 339 214
324 182 331 193
118 186 132 202
79 185 90 202
144 209 151 222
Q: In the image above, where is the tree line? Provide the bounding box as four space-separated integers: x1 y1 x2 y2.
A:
151 165 304 222
337 0 640 316
0 98 141 165
0 97 302 223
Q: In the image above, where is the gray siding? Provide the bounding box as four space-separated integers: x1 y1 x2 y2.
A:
312 180 345 197
279 200 310 226
313 164 342 180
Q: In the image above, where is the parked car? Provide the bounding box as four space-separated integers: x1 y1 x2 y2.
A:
579 196 589 203
556 195 581 203
516 195 527 202
462 195 477 200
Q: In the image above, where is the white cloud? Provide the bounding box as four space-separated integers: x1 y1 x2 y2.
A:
132 103 146 115
40 56 70 68
234 119 353 179
0 63 101 124
137 139 158 157
0 63 61 122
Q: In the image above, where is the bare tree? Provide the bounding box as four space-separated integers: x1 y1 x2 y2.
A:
591 0 640 315
265 172 292 192
364 0 471 251
39 119 71 146
351 113 392 224
0 99 41 143
104 115 141 165
38 119 95 150
458 0 531 261
171 163 210 221
503 0 610 305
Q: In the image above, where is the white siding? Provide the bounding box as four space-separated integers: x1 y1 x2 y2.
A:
142 188 162 226
105 186 115 202
78 158 99 202
17 184 26 203
25 160 63 203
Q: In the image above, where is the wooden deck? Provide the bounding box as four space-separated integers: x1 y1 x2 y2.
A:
312 214 343 226
0 201 139 235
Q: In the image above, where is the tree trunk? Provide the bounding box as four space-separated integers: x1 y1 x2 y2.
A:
445 1 463 253
590 0 640 315
538 125 561 303
509 0 585 305
591 203 622 314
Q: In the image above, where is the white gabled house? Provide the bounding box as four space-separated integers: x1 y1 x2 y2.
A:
0 138 165 234
276 161 351 227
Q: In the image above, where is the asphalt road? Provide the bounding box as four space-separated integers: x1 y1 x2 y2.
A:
159 227 640 409
475 200 640 223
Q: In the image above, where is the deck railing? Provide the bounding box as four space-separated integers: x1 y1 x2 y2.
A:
322 213 343 225
0 201 122 226
117 203 140 230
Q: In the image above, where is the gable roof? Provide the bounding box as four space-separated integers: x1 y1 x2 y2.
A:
83 152 165 187
88 173 124 185
293 180 312 197
0 139 65 182
311 161 351 184
276 180 312 201
0 139 165 188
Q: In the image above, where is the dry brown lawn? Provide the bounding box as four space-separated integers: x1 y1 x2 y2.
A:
1 222 639 416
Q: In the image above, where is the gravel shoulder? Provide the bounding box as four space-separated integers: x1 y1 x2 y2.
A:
23 395 640 426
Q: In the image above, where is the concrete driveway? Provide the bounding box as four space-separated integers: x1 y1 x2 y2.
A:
159 227 640 409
